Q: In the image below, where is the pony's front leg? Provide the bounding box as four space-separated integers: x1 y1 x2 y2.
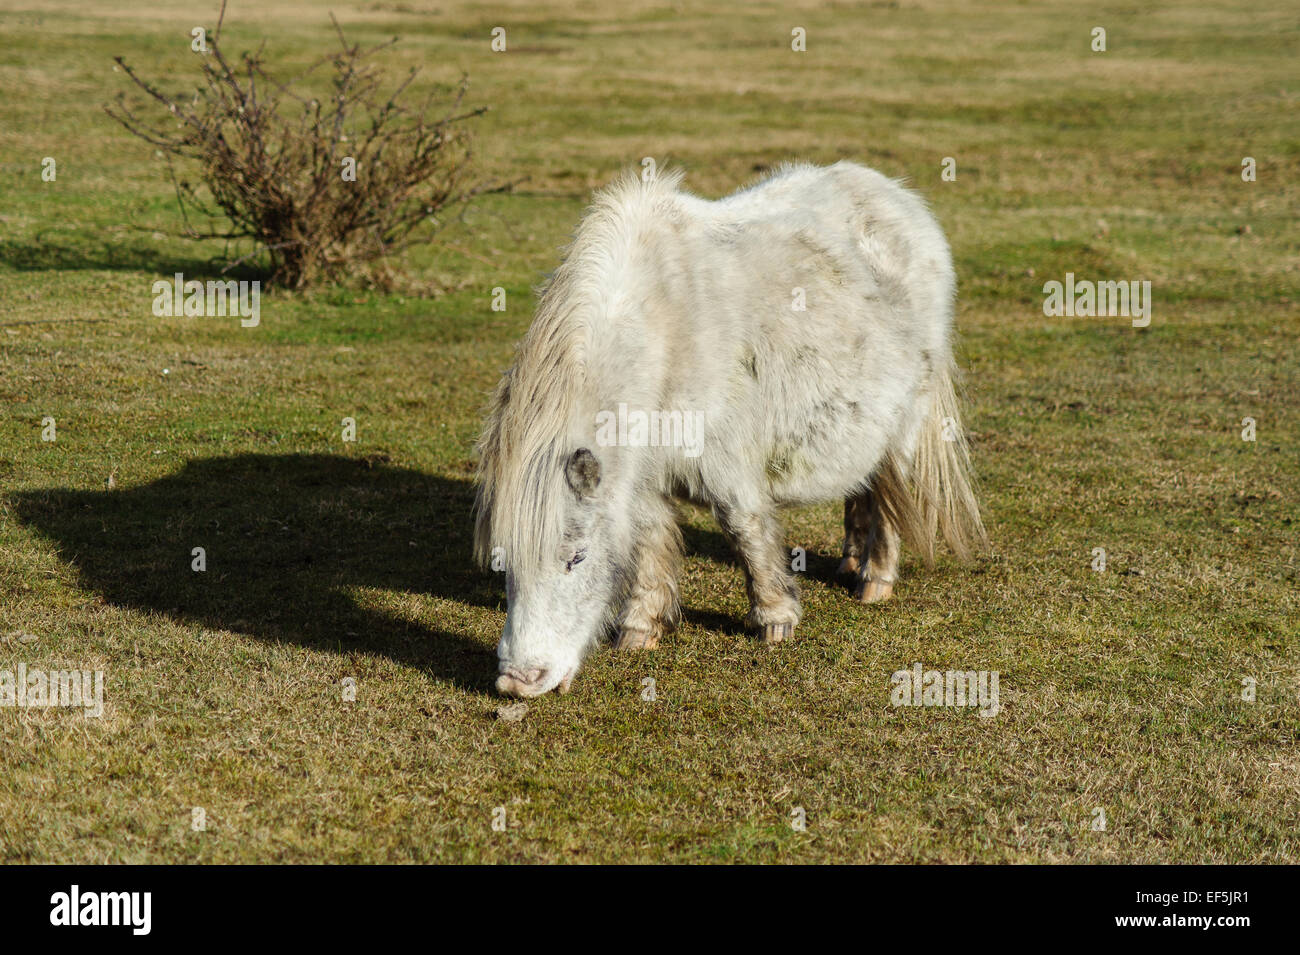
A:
715 504 802 645
615 497 682 650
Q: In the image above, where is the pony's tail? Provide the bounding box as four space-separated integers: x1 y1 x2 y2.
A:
874 361 989 566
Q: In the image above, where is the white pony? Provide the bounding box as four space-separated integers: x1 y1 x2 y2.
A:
475 161 986 697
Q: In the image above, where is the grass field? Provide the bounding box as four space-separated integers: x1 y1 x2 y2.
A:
1 0 1297 863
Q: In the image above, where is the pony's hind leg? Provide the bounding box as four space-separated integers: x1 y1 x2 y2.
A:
715 504 802 644
839 488 900 603
837 493 871 579
616 497 682 650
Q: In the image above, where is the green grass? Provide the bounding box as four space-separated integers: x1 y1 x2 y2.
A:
0 0 1297 863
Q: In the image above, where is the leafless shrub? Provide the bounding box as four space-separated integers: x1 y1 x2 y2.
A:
106 1 508 288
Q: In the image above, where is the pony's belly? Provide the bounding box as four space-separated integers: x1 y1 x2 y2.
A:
765 428 891 505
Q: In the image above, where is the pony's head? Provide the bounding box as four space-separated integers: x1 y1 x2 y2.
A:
483 445 632 696
474 170 684 694
473 297 636 695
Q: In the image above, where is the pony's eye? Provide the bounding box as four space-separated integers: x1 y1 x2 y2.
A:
565 550 587 572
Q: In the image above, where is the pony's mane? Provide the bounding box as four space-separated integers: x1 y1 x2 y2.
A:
474 166 687 577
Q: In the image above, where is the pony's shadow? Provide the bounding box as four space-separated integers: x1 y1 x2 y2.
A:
9 454 500 692
9 453 799 686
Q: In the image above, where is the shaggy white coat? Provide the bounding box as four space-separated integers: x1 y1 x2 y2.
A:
476 162 983 696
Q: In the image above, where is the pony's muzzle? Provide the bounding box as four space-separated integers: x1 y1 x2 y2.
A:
496 665 543 696
495 665 574 697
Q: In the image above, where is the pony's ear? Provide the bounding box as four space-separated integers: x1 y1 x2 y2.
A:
565 448 602 497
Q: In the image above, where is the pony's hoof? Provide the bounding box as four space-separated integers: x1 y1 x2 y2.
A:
763 622 793 645
837 555 860 577
615 628 660 650
856 579 894 603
